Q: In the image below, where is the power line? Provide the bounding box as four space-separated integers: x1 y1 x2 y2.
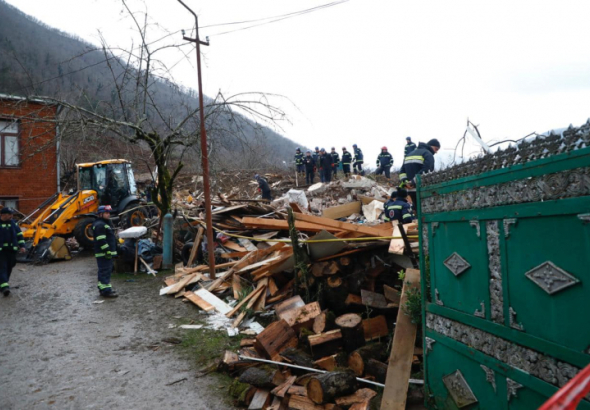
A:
203 0 349 37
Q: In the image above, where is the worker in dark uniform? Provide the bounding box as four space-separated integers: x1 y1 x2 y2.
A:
341 147 352 178
92 205 118 298
399 139 441 188
383 189 414 224
0 208 25 296
255 174 272 201
352 144 364 175
312 147 321 182
303 150 315 185
375 146 394 179
294 148 304 178
404 137 417 157
319 148 333 183
330 147 340 179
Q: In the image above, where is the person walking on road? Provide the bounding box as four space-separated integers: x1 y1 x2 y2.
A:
341 147 352 178
399 139 441 188
319 148 333 183
383 188 415 224
375 146 394 179
294 148 304 178
255 174 272 201
352 144 364 175
0 208 26 296
92 205 118 298
330 147 340 179
303 150 315 185
404 136 417 157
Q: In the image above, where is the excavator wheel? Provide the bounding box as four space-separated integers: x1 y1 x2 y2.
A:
122 203 147 228
74 217 95 250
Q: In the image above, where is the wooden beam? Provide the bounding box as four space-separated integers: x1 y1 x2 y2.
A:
187 226 204 267
241 217 344 233
293 213 386 237
381 268 420 410
321 201 361 220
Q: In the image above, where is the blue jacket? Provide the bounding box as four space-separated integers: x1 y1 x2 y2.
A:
0 220 24 253
404 141 417 157
294 152 304 165
353 147 364 163
341 151 352 165
330 151 340 166
399 142 435 183
376 151 393 167
383 198 414 223
92 218 117 258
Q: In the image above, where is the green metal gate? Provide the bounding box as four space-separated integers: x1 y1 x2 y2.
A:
417 124 590 409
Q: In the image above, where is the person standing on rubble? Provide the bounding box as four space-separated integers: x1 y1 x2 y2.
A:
294 148 304 178
404 136 417 157
352 144 364 175
383 188 414 224
92 205 118 298
341 147 352 178
255 174 272 201
399 138 441 188
330 147 340 179
375 146 394 179
319 148 333 183
303 150 315 185
312 147 322 182
0 208 26 296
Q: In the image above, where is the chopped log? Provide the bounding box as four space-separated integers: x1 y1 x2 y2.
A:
240 338 256 347
313 311 337 334
345 294 363 306
314 355 337 371
248 388 271 410
255 320 298 360
275 295 305 317
324 261 340 276
311 262 329 278
324 277 349 314
348 343 388 376
349 402 370 410
271 375 297 398
335 388 378 407
335 313 365 353
279 347 315 368
308 329 343 360
306 371 358 404
360 289 388 309
239 366 286 388
362 315 389 341
289 385 308 396
288 395 323 410
218 350 239 372
381 268 420 410
299 328 315 352
365 359 388 383
278 301 322 331
383 284 401 304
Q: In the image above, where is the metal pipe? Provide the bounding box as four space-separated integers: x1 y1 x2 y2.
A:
237 355 424 387
177 0 216 278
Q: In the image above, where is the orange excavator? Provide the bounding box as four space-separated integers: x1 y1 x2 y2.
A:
18 159 154 262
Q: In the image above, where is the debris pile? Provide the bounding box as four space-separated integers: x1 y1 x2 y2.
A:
160 189 422 409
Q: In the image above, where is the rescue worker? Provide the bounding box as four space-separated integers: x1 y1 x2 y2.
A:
352 144 364 175
383 188 414 224
341 147 352 178
255 174 272 201
330 147 340 178
404 136 417 157
399 139 441 188
92 205 118 298
319 148 333 183
375 146 394 179
294 148 304 178
303 150 315 185
0 208 25 296
312 147 321 181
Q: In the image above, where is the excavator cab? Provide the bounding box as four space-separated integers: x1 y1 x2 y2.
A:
19 159 151 262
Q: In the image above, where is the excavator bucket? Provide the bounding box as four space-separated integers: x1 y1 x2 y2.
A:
17 238 72 263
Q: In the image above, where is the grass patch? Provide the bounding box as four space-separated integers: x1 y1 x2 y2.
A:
178 327 244 367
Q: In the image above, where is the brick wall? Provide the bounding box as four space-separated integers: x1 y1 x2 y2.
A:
0 98 58 215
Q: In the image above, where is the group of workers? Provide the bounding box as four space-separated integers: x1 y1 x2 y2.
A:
293 137 441 187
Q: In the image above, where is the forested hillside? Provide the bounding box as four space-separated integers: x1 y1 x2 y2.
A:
0 0 304 172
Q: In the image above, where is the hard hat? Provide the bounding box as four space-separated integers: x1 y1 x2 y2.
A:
320 148 326 152
353 144 357 148
315 146 319 150
306 150 311 154
296 147 301 151
381 146 387 150
406 136 411 141
97 205 112 214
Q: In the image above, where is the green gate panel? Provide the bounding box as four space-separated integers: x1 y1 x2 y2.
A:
418 128 590 409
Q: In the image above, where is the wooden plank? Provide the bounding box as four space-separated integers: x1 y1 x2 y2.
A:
321 201 362 219
293 212 385 237
271 375 297 398
248 388 271 410
233 288 266 328
221 251 250 259
194 288 232 314
254 319 298 360
223 241 248 252
239 255 283 273
184 291 214 312
241 217 344 233
252 278 269 312
165 272 198 295
359 194 385 205
187 226 204 267
381 268 420 410
226 285 267 317
277 301 322 330
362 315 389 341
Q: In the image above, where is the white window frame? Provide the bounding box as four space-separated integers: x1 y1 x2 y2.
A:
0 119 20 167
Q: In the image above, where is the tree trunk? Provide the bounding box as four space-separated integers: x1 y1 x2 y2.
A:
348 343 388 376
335 313 365 353
238 366 285 388
306 371 358 404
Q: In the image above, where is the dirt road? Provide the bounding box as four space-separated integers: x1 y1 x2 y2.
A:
0 255 229 410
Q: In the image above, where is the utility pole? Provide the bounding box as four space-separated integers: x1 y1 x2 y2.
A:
177 0 216 279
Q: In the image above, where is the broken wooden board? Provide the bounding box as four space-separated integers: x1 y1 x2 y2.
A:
271 375 297 398
321 201 361 219
194 288 232 314
241 217 344 233
226 285 267 317
293 212 387 238
238 255 283 273
362 315 389 341
184 291 214 312
277 301 321 330
275 295 305 317
308 329 343 360
187 226 204 267
248 388 271 410
336 388 377 407
383 285 401 304
255 319 298 360
381 268 420 410
388 224 405 255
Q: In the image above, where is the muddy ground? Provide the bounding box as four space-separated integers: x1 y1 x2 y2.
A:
0 255 237 410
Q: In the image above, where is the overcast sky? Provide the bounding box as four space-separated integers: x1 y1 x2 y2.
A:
6 0 590 168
